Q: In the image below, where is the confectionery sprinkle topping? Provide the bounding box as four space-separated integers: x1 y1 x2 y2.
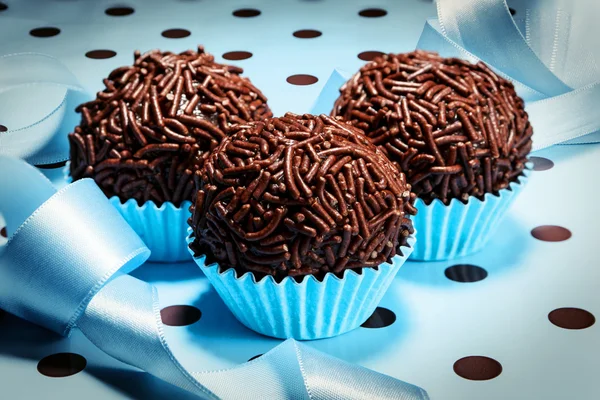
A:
333 50 532 204
69 47 271 206
190 113 416 280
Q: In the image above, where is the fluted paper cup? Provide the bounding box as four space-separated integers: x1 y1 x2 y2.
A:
112 198 192 263
187 232 416 340
410 172 529 261
65 162 191 263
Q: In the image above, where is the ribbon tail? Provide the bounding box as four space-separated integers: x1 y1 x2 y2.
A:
78 274 220 399
80 274 429 400
527 81 600 150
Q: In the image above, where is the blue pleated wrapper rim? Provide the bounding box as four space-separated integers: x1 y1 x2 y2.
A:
64 163 192 263
187 230 416 340
111 198 192 263
410 170 530 261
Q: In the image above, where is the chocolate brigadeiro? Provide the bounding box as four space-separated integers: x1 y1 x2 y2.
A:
189 113 416 281
332 50 532 204
69 47 272 206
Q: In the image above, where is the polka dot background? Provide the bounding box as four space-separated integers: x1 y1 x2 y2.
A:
0 1 599 399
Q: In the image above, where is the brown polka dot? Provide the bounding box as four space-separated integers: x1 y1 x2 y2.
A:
286 74 318 86
105 6 135 16
359 8 387 18
530 156 554 171
222 51 253 61
361 307 396 328
86 50 117 59
0 125 7 132
0 3 7 12
445 264 488 283
37 353 87 378
1 227 6 238
549 308 595 330
293 29 322 39
30 27 61 38
509 8 516 16
161 29 191 39
35 160 68 170
248 354 262 362
232 9 261 18
161 305 201 326
358 51 385 61
453 356 502 381
531 225 571 242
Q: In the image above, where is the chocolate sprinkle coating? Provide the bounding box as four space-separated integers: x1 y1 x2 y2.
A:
69 47 272 206
189 113 416 281
333 50 532 204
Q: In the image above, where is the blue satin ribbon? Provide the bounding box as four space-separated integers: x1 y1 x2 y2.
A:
0 53 89 164
417 0 600 150
0 154 428 400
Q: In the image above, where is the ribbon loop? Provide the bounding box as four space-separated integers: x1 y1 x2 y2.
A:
0 53 88 164
0 155 150 335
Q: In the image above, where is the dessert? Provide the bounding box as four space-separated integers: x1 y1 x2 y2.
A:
332 50 532 205
187 113 417 339
332 51 532 260
68 47 271 262
69 47 271 207
189 113 415 280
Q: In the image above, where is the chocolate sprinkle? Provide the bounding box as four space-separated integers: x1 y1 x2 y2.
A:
333 51 532 204
69 47 272 206
190 113 416 280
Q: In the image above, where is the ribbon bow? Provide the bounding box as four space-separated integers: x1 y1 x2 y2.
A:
0 155 428 400
313 0 600 152
418 0 600 150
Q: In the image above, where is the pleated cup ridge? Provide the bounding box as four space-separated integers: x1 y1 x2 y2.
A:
187 232 416 340
410 171 529 261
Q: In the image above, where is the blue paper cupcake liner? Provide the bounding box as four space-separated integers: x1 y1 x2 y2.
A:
187 231 416 340
410 172 529 261
112 198 192 263
64 163 191 263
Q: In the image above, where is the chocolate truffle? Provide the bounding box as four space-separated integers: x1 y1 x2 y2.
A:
333 50 532 204
189 113 416 280
69 47 272 206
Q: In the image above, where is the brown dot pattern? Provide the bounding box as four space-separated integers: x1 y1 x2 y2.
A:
86 50 117 59
37 353 87 378
161 305 202 326
293 29 322 39
222 51 253 61
359 8 387 18
454 356 502 380
105 6 135 16
286 74 318 86
531 225 571 242
358 51 385 61
30 27 61 38
530 156 554 171
361 307 396 328
162 29 191 39
232 9 261 18
549 308 595 330
445 264 487 283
